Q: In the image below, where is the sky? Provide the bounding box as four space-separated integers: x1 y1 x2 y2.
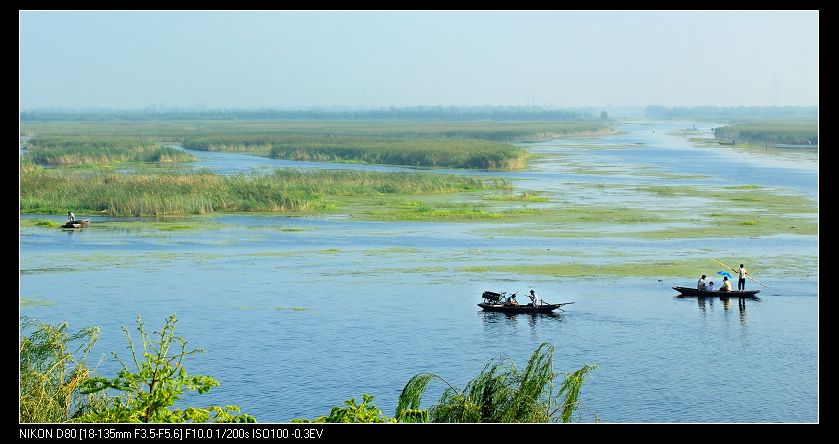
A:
19 11 819 109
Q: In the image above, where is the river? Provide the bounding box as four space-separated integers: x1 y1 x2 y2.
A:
20 120 818 422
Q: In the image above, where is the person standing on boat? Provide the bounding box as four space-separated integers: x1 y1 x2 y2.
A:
738 264 748 291
528 290 539 306
720 276 732 292
697 275 707 291
67 211 75 222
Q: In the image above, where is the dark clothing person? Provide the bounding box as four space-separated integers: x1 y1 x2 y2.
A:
67 211 75 221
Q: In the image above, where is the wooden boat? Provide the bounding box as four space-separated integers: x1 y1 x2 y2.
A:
478 290 573 314
672 286 760 298
478 302 570 314
60 219 91 229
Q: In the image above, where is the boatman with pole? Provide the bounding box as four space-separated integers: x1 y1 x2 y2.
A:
738 264 748 291
529 290 539 306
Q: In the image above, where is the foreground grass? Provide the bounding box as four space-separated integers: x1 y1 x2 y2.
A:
21 166 508 217
296 343 595 423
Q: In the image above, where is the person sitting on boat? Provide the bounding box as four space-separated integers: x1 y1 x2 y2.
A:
508 295 519 306
528 290 539 306
67 211 75 222
697 275 707 290
720 276 732 292
707 281 715 292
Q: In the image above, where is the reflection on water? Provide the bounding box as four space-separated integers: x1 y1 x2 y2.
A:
480 310 564 339
687 294 755 325
479 311 563 325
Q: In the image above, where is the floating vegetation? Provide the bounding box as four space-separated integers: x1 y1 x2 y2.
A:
485 192 549 202
458 254 816 279
157 224 196 231
20 297 55 307
20 267 78 275
235 305 309 312
20 218 60 228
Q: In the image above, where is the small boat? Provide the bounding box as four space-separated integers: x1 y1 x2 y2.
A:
672 286 760 298
60 219 91 229
478 290 573 314
478 302 569 314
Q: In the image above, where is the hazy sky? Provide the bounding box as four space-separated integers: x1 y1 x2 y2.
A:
19 11 819 109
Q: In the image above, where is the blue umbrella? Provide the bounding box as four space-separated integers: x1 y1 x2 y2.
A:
717 271 733 279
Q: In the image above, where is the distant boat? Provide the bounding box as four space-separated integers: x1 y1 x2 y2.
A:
672 286 759 298
61 219 91 229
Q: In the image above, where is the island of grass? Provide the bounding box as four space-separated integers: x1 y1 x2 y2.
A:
24 135 195 166
23 120 611 170
713 120 818 146
20 163 510 217
181 121 611 170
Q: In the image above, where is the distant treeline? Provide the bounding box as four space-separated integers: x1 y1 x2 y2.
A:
21 106 594 122
713 121 818 146
645 105 818 122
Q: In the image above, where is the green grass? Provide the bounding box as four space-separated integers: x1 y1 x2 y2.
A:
364 247 419 255
236 305 310 312
458 260 711 278
485 192 549 202
20 218 61 228
22 120 611 170
23 120 611 142
88 220 225 232
474 181 817 239
25 135 195 166
20 267 79 275
459 266 492 273
274 307 309 312
457 255 815 280
20 297 55 307
156 224 197 231
21 166 507 217
713 120 818 146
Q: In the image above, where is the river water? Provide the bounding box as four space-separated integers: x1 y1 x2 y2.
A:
20 121 818 422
